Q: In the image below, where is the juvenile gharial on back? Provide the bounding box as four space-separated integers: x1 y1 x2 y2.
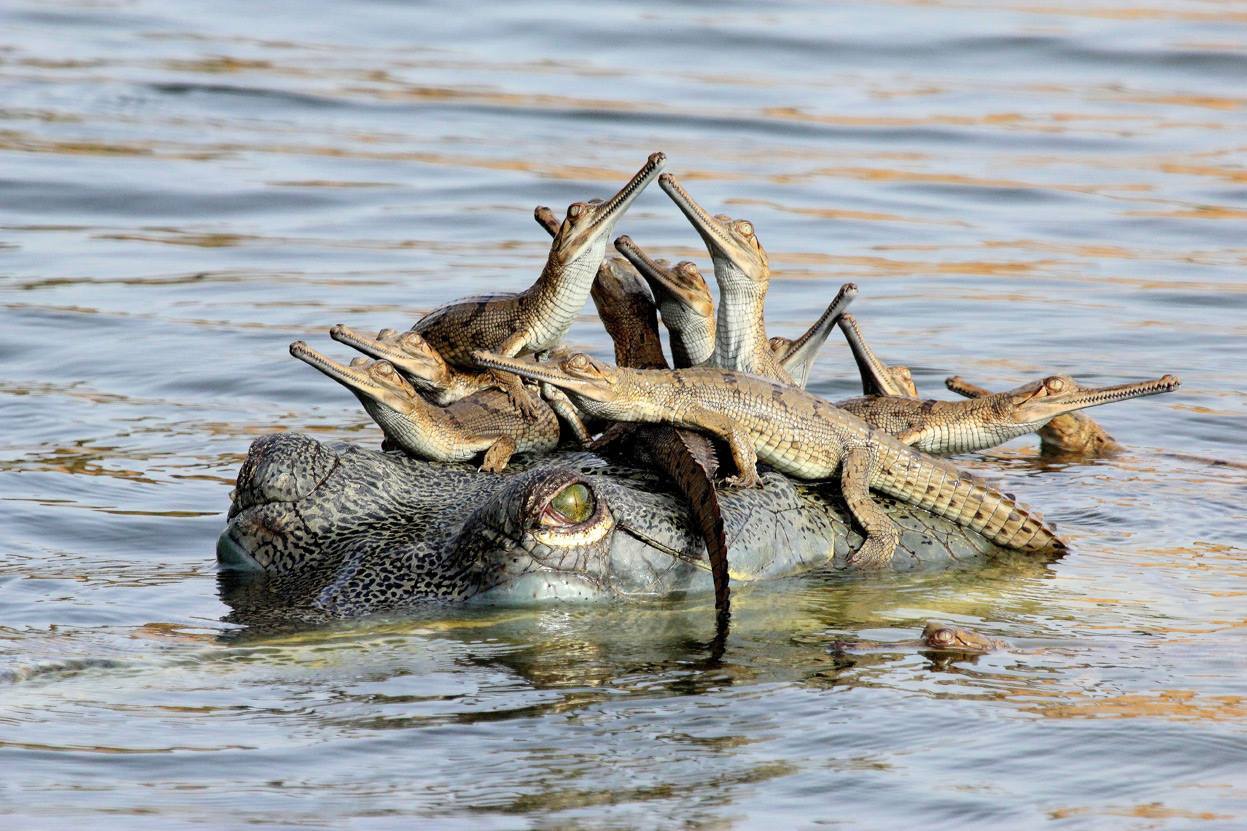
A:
475 350 1065 568
290 341 559 472
659 173 793 384
411 153 666 367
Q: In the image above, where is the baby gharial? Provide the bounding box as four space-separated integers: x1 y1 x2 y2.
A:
838 373 1180 456
290 341 559 472
475 349 1065 568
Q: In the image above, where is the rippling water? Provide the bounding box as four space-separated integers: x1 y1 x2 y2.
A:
2 1 1246 827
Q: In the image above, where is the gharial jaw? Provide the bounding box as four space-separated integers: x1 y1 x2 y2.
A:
658 172 768 286
329 324 450 392
614 235 714 320
1002 374 1180 424
290 341 418 415
551 152 667 266
473 350 642 421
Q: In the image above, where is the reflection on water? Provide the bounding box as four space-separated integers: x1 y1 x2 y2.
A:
1 0 1246 827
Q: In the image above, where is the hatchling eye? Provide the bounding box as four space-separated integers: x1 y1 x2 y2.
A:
377 328 399 339
568 202 586 218
929 628 954 645
734 220 754 237
542 483 595 525
1046 378 1066 393
350 357 371 369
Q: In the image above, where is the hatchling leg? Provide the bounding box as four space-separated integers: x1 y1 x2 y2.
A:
541 383 591 445
708 417 760 489
841 446 902 568
479 436 517 473
489 370 543 419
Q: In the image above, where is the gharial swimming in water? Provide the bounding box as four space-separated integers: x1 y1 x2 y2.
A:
219 152 1180 623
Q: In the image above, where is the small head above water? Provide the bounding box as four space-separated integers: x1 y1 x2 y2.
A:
920 622 1001 654
658 172 768 283
550 152 666 265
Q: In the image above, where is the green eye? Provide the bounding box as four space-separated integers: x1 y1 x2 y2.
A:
548 483 594 524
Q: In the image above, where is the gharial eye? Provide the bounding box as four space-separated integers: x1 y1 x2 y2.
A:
1045 377 1066 393
734 220 754 237
567 202 586 218
543 482 595 525
929 628 955 645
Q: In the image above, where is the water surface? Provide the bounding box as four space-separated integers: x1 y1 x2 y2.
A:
2 1 1246 828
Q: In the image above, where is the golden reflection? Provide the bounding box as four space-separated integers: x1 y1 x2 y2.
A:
1050 803 1232 822
1022 689 1247 721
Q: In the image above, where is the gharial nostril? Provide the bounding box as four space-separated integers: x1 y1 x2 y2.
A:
231 432 338 513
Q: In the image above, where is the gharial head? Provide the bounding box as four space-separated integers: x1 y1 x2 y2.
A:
219 432 714 618
291 341 420 415
548 152 667 265
658 172 768 283
920 622 999 654
473 350 635 419
329 324 449 389
590 256 668 370
614 235 714 322
1000 373 1180 422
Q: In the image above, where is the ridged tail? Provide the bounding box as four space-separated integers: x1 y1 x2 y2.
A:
645 426 731 614
871 442 1064 552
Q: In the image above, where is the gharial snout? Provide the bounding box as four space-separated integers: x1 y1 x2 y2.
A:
228 432 339 520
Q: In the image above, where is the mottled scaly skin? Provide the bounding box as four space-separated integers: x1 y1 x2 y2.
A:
658 174 792 384
289 343 559 472
590 257 732 612
218 433 1041 623
839 373 1179 456
614 235 715 369
590 257 669 371
412 253 605 364
708 263 791 383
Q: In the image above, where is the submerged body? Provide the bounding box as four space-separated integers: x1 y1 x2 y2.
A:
217 433 1052 622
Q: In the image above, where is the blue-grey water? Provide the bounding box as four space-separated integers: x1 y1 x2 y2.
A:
2 1 1246 828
